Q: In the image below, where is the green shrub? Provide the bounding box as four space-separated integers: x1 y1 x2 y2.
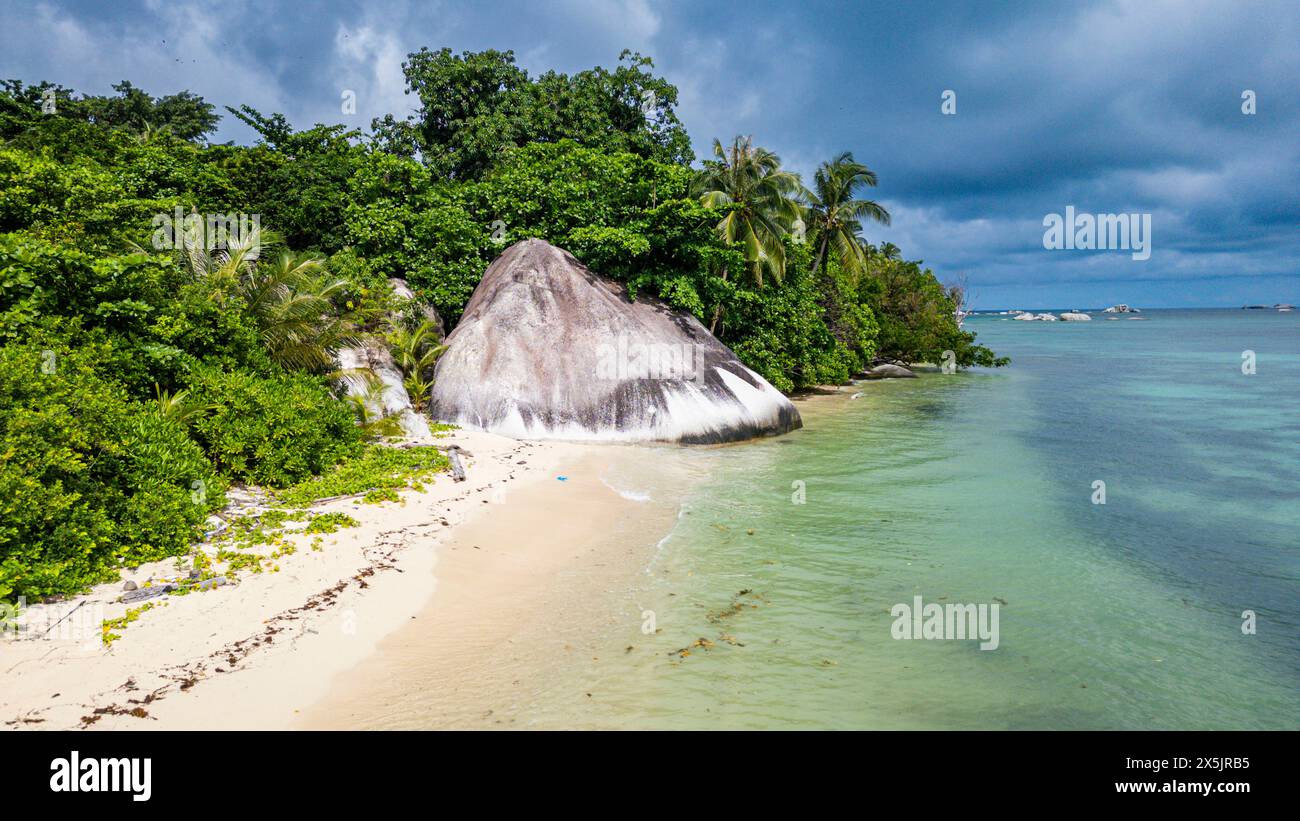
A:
0 342 223 600
723 253 861 392
344 192 489 326
186 366 362 487
862 256 1008 368
275 442 451 507
146 280 275 379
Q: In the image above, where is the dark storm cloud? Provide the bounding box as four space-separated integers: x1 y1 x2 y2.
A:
2 0 1295 306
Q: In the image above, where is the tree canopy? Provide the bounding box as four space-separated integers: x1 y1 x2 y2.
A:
376 48 692 178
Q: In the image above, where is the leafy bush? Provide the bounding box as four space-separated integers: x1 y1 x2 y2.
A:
863 256 1008 367
0 342 223 600
186 367 362 487
721 244 865 391
343 186 490 326
726 284 857 392
275 443 451 507
145 280 275 382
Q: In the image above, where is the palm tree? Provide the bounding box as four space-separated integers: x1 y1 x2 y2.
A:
172 214 273 294
805 152 890 280
344 374 406 439
387 319 447 411
131 122 173 145
693 136 805 332
243 252 358 372
877 241 902 261
174 223 358 372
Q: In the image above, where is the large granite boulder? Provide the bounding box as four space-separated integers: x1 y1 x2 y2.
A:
428 239 801 443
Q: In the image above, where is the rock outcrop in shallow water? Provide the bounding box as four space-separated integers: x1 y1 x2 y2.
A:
861 363 917 379
428 239 801 443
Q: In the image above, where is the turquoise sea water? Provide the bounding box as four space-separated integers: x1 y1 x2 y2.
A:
560 308 1299 729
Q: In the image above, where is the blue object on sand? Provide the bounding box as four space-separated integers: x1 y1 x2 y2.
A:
556 476 568 481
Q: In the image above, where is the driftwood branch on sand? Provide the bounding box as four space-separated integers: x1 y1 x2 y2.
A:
442 445 468 482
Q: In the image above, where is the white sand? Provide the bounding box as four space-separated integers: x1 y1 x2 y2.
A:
293 447 681 729
0 430 633 730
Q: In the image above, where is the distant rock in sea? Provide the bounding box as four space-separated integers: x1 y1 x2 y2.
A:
1103 304 1139 313
1059 311 1092 321
861 363 917 379
1010 311 1060 321
428 239 801 443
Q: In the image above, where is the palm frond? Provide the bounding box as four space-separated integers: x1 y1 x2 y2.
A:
152 383 212 426
387 319 446 411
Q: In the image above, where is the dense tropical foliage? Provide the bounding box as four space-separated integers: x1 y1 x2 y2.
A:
0 49 1002 599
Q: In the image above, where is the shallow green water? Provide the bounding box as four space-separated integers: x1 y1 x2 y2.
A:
547 309 1300 729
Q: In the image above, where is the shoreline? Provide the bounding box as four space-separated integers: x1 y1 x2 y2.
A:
296 389 856 729
294 446 682 729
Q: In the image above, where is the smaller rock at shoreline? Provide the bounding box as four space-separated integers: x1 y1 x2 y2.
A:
862 363 917 379
1059 312 1091 321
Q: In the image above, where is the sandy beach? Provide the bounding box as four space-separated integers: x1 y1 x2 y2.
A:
296 447 683 728
0 429 666 731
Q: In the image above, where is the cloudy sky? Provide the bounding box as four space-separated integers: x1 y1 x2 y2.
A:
2 0 1296 308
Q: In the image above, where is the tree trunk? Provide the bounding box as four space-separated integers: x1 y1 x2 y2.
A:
708 265 729 335
810 233 830 278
